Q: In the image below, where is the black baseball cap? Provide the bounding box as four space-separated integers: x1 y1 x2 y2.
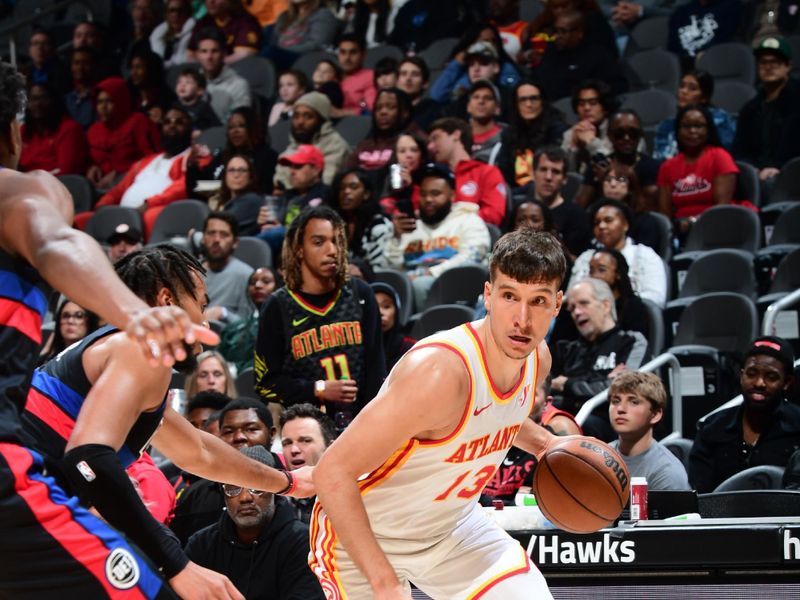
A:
415 162 455 189
107 223 142 245
745 336 795 374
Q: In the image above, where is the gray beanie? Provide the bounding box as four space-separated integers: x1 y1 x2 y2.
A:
295 91 331 122
240 444 277 468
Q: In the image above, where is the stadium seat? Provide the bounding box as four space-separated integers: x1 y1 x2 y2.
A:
667 292 758 436
620 89 677 130
410 304 475 339
519 0 545 23
417 37 459 70
423 264 489 311
229 55 276 100
291 50 336 81
661 437 693 470
642 298 665 355
486 223 502 250
625 16 670 55
268 118 291 153
85 206 143 244
626 48 681 93
755 205 800 293
757 249 800 352
373 268 414 326
769 156 800 205
648 211 673 261
58 174 95 214
233 236 272 269
551 96 577 126
196 126 227 154
712 81 757 117
698 490 800 518
734 160 761 208
235 367 256 397
562 171 582 203
696 42 756 85
364 45 403 69
148 200 210 245
714 465 786 492
334 115 372 149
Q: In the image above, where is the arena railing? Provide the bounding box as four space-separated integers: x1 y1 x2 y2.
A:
762 287 800 337
574 352 683 440
0 0 95 67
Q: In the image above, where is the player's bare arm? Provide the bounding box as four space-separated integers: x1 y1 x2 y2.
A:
0 170 218 366
153 408 314 497
314 346 469 597
513 341 559 459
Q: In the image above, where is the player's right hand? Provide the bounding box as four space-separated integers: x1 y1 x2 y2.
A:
321 379 358 402
287 465 316 498
126 306 220 367
169 561 244 599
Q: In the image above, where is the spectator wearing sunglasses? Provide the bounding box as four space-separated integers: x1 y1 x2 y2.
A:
185 445 325 600
575 109 661 210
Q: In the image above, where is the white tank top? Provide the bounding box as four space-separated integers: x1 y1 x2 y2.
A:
360 320 538 546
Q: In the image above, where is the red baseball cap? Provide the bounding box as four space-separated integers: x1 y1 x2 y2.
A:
279 144 324 170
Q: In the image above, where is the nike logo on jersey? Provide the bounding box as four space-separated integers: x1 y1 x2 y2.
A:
473 402 492 416
292 316 310 326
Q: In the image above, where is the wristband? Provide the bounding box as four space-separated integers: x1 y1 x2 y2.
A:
276 469 297 496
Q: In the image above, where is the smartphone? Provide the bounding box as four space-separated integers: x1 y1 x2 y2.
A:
395 197 415 218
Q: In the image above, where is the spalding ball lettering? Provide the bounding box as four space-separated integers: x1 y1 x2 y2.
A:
105 548 140 590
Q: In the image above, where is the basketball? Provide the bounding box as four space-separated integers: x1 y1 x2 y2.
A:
533 436 630 533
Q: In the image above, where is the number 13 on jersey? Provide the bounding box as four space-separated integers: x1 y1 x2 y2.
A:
435 465 496 502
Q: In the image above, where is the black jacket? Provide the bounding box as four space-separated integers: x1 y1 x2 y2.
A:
185 496 325 600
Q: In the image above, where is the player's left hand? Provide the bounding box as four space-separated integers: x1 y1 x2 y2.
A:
286 466 315 498
126 306 220 367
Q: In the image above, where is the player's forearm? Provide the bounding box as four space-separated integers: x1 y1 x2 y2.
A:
514 419 557 460
34 227 149 329
314 459 400 591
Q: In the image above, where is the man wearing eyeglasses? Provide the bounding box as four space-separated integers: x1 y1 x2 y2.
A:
186 445 325 600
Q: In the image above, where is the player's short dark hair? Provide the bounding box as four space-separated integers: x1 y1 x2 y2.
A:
398 56 430 83
490 230 566 287
187 390 232 414
0 62 26 133
429 117 473 155
179 66 206 88
279 403 338 446
114 243 205 306
203 211 239 238
532 145 567 170
220 397 273 428
336 32 366 52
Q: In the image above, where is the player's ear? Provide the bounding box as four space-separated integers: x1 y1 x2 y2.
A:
553 290 563 316
156 286 175 307
483 280 492 313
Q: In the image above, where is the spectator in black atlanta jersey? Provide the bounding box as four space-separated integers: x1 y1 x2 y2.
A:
254 205 386 431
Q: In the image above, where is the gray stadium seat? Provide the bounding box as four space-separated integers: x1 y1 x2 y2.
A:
712 81 757 117
196 126 227 154
620 89 677 130
334 115 372 149
229 55 276 100
626 48 681 93
770 156 800 205
268 118 291 153
713 465 786 492
233 236 272 269
373 268 414 326
648 211 673 261
292 50 336 81
671 292 758 356
235 367 256 397
642 298 665 355
364 45 404 69
625 16 670 55
417 37 459 70
58 174 94 214
735 160 761 208
696 42 756 85
552 96 577 126
149 200 210 245
411 304 475 339
85 206 143 244
423 264 489 311
680 205 762 254
661 437 693 470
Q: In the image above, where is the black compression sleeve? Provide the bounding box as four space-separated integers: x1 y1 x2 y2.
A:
59 444 189 578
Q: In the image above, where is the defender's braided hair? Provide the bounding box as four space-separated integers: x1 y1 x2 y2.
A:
114 244 206 305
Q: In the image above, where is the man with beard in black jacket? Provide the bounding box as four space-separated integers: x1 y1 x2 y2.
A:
186 445 325 600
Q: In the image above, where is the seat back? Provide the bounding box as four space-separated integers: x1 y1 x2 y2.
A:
712 81 757 116
334 116 372 149
58 174 95 214
291 50 336 81
661 437 693 470
672 292 758 355
770 203 800 246
233 236 272 269
641 298 665 355
268 118 291 153
411 304 475 339
85 206 143 244
769 248 800 294
235 367 256 397
373 268 414 326
626 48 681 93
424 264 489 310
196 126 227 154
551 96 577 126
620 89 677 129
695 42 756 85
683 205 761 253
417 37 459 70
734 160 761 207
770 157 800 205
626 16 669 55
678 249 757 300
647 211 673 261
149 200 210 244
364 45 403 69
713 465 786 492
229 56 276 99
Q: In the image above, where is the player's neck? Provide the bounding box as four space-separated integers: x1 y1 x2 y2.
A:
298 268 337 295
617 430 653 457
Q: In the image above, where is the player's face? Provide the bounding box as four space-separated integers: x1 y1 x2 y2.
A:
299 218 339 282
281 417 328 470
484 271 562 360
609 391 659 437
220 408 272 449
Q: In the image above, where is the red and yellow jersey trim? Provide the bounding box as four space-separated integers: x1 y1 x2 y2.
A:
468 545 531 599
358 438 418 495
308 501 348 600
464 322 530 405
287 288 342 316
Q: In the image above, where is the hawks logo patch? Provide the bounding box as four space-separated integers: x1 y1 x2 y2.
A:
459 181 478 197
105 548 140 590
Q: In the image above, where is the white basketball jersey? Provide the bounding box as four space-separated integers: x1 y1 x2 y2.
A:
360 321 538 545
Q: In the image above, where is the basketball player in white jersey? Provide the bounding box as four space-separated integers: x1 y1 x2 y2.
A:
312 229 565 599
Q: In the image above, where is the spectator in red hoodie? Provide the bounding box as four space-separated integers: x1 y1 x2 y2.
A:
20 82 88 175
86 76 160 189
426 117 508 226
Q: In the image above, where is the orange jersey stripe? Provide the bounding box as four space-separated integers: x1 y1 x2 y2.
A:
467 546 531 599
358 438 417 494
287 288 341 316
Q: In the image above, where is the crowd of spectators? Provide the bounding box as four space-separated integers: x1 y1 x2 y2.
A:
11 0 800 594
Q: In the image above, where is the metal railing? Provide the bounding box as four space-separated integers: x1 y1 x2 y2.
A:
763 288 800 336
575 352 683 439
0 0 94 67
